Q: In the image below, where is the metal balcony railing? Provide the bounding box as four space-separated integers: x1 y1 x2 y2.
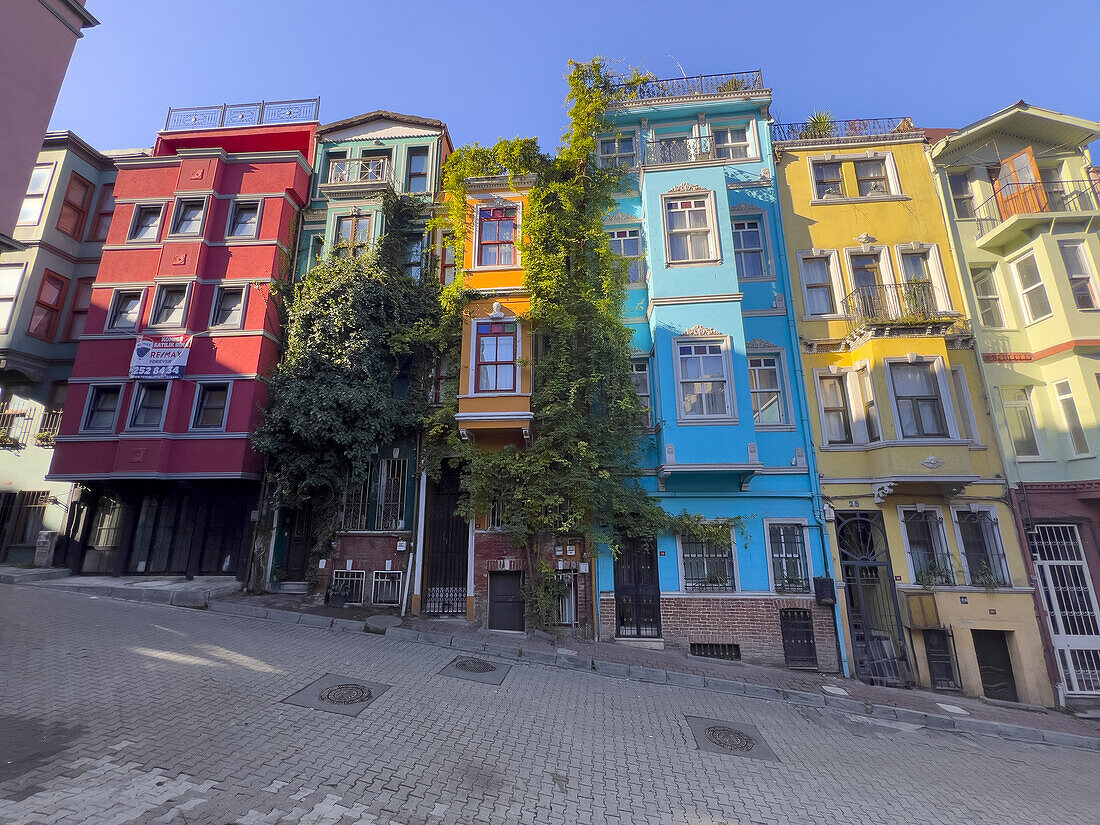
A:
643 136 715 166
326 157 391 186
163 98 320 132
35 410 63 447
770 117 917 144
612 71 764 102
974 179 1100 237
842 282 952 334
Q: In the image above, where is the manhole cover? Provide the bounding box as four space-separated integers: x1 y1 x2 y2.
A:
455 658 497 673
318 684 373 705
705 726 757 752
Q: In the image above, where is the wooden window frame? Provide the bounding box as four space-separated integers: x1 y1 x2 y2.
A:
56 172 94 240
88 182 116 242
27 270 70 342
476 207 517 268
473 320 518 394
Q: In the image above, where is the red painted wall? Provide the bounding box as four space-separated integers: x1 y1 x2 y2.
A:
50 124 316 481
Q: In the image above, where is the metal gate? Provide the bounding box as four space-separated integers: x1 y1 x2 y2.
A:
422 470 468 614
779 608 818 668
1031 523 1100 695
488 571 525 631
614 537 661 638
835 511 911 686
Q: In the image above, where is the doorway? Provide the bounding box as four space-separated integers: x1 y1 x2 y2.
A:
780 608 818 669
488 571 524 631
423 467 468 614
835 511 911 686
972 630 1018 702
614 537 661 638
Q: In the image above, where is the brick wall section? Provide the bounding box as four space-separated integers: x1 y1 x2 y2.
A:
319 533 412 601
472 531 593 637
599 593 839 672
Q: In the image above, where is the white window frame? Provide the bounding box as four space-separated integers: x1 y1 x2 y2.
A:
897 505 955 585
816 369 855 446
808 152 903 203
1011 252 1053 324
631 358 652 428
763 519 812 593
148 282 191 330
676 529 739 593
126 381 171 431
672 335 736 424
730 209 772 281
607 226 646 286
662 189 720 266
0 263 26 335
949 367 980 444
843 245 896 295
167 196 208 238
950 506 1013 587
883 356 959 441
190 381 232 431
209 284 248 330
708 120 758 162
80 383 124 433
747 349 792 429
127 203 165 244
471 200 522 270
17 163 56 226
596 130 639 168
797 249 844 317
1053 379 1091 457
372 570 403 606
892 243 952 311
1058 240 1099 311
107 288 146 332
971 267 1006 328
1000 386 1043 460
467 315 523 397
814 364 879 447
225 199 263 240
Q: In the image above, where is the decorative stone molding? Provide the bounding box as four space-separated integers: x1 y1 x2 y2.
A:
683 324 722 337
873 481 895 503
855 232 877 245
665 182 709 195
604 211 638 226
745 338 778 350
920 455 945 469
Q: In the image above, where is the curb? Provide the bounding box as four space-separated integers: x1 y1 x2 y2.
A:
18 580 240 608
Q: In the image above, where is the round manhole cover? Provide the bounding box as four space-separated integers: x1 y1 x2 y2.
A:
455 658 497 673
318 684 373 705
705 726 757 752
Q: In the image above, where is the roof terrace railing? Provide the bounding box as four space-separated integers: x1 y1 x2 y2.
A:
974 179 1099 237
612 71 764 102
771 117 918 144
163 98 320 132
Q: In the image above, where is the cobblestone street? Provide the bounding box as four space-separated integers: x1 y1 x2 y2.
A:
1 585 1097 825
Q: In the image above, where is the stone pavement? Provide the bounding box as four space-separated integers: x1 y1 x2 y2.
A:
203 589 1100 740
2 584 1099 824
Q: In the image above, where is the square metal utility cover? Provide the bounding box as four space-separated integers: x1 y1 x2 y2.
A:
439 656 511 686
684 717 778 761
283 673 391 717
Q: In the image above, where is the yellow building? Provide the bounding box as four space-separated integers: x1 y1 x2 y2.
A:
773 116 1052 705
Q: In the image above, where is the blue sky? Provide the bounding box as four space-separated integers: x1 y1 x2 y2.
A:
52 0 1098 155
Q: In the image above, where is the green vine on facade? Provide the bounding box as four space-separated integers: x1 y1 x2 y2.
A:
253 190 444 586
432 59 746 624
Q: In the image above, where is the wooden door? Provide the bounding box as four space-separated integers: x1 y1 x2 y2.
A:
995 147 1047 219
488 571 525 631
971 630 1018 702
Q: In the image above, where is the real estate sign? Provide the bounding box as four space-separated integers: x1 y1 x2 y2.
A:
129 334 192 379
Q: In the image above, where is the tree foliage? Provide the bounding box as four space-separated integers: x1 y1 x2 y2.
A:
253 191 445 575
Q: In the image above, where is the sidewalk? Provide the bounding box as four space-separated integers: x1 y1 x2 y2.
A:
201 589 1100 747
10 569 241 607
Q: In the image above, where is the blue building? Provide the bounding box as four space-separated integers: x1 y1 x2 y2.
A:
596 71 842 673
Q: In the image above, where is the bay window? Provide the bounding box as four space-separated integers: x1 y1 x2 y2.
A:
664 196 714 263
890 362 947 438
676 339 731 420
474 320 517 393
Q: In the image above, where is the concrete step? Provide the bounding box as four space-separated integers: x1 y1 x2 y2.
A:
272 581 308 594
0 566 72 584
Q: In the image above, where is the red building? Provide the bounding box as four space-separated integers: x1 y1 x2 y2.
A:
49 101 319 578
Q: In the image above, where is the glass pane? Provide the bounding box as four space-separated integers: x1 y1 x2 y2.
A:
703 382 726 415
479 336 497 362
496 365 514 391
477 366 494 391
479 245 496 266
891 364 935 395
688 209 708 229
700 354 724 378
824 410 847 442
18 197 44 224
802 257 829 285
214 289 243 325
1025 287 1052 320
688 233 709 259
667 209 686 231
231 205 258 235
175 202 202 233
901 254 929 282
754 391 782 423
738 250 764 278
1060 243 1087 278
498 244 514 266
668 234 688 261
1015 256 1041 288
897 400 918 437
496 335 514 361
27 166 52 194
681 383 703 415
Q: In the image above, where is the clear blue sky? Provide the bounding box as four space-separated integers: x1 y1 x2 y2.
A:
52 0 1099 156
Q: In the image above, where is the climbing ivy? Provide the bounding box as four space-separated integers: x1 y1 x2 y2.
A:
253 190 445 585
432 59 745 621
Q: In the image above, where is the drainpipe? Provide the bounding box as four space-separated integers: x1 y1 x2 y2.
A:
768 155 850 677
409 455 429 617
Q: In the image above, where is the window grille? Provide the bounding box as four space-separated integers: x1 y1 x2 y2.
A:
372 571 402 606
690 643 740 661
487 498 504 531
556 572 576 626
903 510 955 585
9 491 49 545
769 523 810 593
376 459 408 531
682 539 735 591
89 498 122 548
956 511 1011 586
331 569 366 605
1030 523 1086 562
342 467 372 531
